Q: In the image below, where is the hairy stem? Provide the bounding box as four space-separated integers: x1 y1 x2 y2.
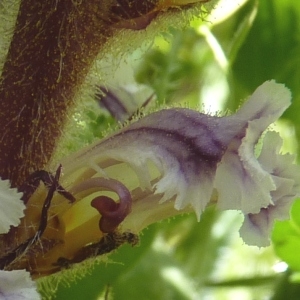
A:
0 0 114 187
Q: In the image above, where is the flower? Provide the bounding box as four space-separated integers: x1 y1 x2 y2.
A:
59 80 298 248
0 80 298 279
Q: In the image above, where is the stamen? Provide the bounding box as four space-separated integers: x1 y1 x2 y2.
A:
70 178 132 232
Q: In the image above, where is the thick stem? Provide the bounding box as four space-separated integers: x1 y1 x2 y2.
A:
0 0 202 187
0 0 114 187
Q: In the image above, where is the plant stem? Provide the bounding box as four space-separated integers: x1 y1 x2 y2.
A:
0 0 113 187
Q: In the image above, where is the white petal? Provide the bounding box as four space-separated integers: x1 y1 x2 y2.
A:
215 125 275 213
239 211 271 247
0 179 25 234
0 270 40 300
258 132 300 196
215 81 292 213
239 195 295 247
239 131 300 246
235 80 291 124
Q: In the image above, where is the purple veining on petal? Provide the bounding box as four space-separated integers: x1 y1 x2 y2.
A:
122 125 225 175
249 209 270 230
240 200 284 247
61 101 259 216
70 178 132 233
108 109 231 173
98 108 235 213
240 194 296 247
240 208 271 247
239 131 300 246
60 80 295 236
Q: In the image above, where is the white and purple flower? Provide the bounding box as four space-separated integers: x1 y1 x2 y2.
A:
0 80 298 284
60 80 299 248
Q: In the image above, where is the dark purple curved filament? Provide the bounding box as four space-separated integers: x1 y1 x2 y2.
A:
71 177 132 233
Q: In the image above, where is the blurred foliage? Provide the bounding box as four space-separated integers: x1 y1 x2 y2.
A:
272 200 300 272
48 0 300 299
135 28 214 106
231 0 300 143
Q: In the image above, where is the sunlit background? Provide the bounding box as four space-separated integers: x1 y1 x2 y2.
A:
45 0 300 299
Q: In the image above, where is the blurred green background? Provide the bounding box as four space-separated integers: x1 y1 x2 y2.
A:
42 0 300 299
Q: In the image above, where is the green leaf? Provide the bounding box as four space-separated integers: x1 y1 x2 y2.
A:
227 0 258 67
272 200 300 271
230 0 300 150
